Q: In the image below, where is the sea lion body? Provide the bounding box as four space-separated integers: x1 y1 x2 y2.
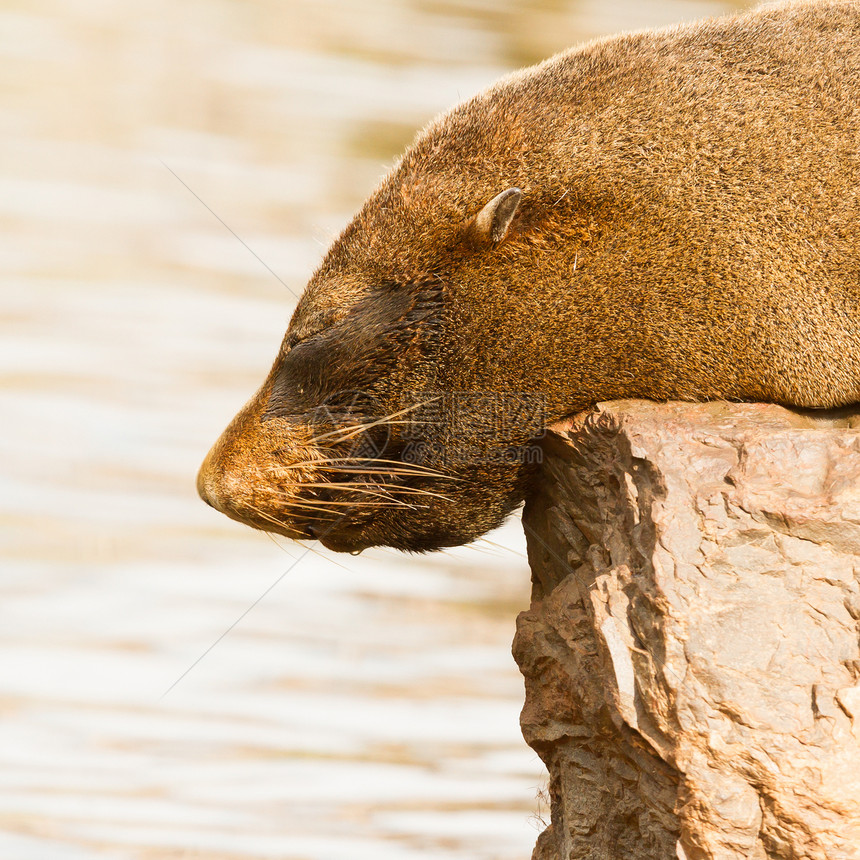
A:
198 0 860 552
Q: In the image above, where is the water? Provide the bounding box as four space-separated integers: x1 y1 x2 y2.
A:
1 0 750 856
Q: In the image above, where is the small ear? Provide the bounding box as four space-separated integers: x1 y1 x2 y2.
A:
473 187 522 244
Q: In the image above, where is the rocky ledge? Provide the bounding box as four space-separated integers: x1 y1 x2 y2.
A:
515 401 860 860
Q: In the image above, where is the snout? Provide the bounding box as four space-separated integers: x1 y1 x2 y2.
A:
197 434 318 541
196 441 228 511
195 434 254 523
196 394 332 541
196 406 256 519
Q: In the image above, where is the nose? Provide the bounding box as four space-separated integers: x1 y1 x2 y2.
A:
196 445 223 511
196 460 217 509
196 394 264 517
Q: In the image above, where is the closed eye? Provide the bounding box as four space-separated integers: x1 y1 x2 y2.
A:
286 307 353 349
287 325 331 350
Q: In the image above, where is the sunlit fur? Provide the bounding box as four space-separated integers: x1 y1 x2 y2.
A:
199 0 860 552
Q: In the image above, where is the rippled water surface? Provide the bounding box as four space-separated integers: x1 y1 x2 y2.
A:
2 0 750 856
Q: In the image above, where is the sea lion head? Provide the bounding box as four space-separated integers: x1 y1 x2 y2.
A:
200 3 860 551
197 161 549 552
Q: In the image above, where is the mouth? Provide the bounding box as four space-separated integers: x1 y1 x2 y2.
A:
198 457 380 548
211 496 321 542
197 400 462 552
197 456 320 541
309 523 371 553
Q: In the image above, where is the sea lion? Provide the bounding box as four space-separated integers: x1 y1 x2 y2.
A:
198 0 860 553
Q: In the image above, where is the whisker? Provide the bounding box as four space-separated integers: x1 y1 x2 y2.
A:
458 541 499 557
246 502 320 533
308 419 431 447
294 483 421 507
262 530 302 559
313 465 452 480
288 456 457 480
308 397 442 445
303 480 452 503
268 495 412 511
247 501 340 526
366 486 454 503
291 456 433 469
244 506 362 572
270 490 420 510
474 536 528 559
314 546 355 571
261 521 356 571
280 499 358 512
302 481 404 494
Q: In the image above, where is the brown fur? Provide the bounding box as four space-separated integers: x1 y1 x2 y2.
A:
198 0 860 552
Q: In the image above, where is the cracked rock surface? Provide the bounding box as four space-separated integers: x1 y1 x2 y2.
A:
515 401 860 860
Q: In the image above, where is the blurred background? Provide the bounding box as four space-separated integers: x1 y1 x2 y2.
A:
1 0 753 857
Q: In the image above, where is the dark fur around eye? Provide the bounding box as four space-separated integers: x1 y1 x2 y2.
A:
265 278 445 420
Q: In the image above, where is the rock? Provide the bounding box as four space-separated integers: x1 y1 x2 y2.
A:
514 401 860 860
